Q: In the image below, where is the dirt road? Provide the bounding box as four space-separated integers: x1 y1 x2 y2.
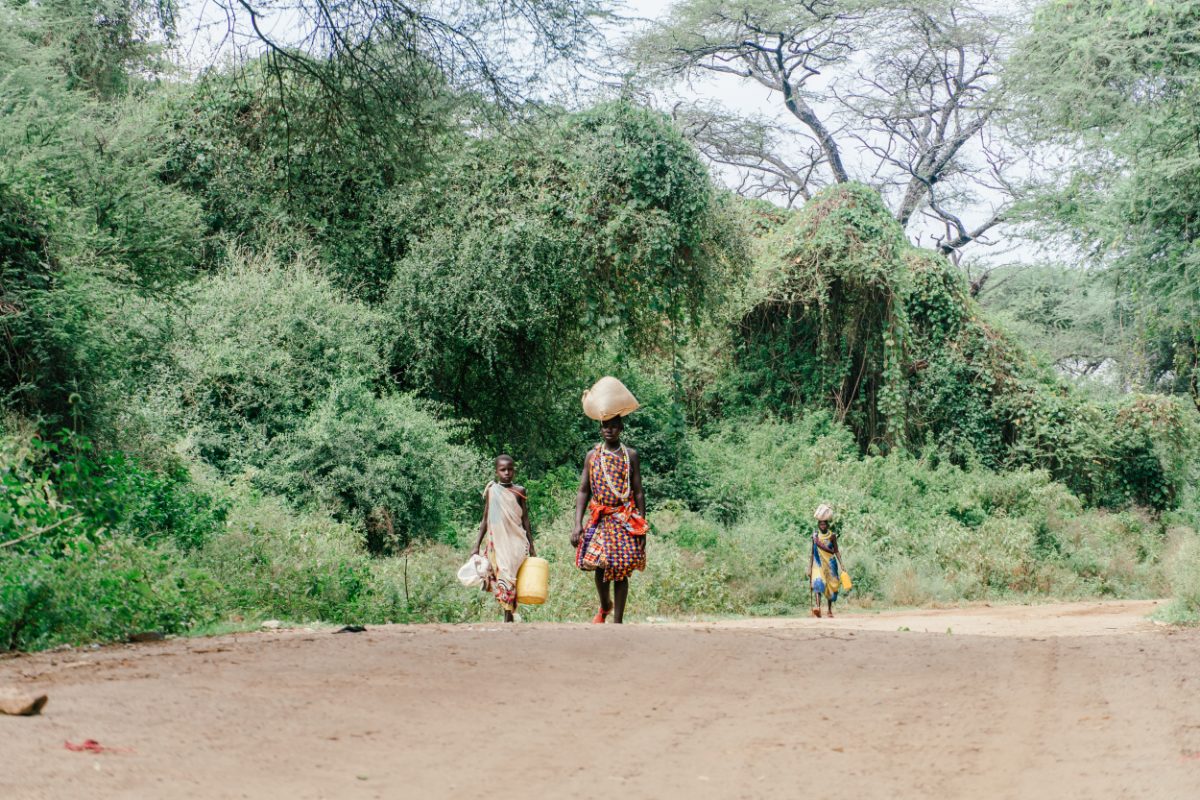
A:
2 600 1198 799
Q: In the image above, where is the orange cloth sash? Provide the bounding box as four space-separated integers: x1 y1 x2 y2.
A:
587 499 649 536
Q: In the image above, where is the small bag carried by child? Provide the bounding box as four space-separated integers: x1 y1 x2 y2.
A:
457 554 490 588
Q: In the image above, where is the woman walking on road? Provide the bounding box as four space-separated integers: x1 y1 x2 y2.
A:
570 414 648 624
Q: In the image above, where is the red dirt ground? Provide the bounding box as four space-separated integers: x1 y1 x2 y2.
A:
2 600 1198 799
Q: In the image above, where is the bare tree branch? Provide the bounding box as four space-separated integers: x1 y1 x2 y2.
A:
633 0 864 193
214 0 608 126
632 1 1024 257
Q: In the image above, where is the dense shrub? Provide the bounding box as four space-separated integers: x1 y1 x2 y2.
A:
725 184 1199 511
671 413 1180 611
159 62 454 289
153 252 491 551
1 19 204 427
1161 529 1200 624
0 428 225 552
163 250 388 469
259 382 485 552
0 537 219 651
0 428 224 650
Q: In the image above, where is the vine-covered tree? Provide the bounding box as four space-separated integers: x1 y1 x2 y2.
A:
382 101 747 462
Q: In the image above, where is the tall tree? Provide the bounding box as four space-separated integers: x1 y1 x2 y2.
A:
1010 0 1200 409
382 101 747 463
977 264 1137 387
630 0 1016 257
22 0 178 98
206 1 610 124
1 1 203 426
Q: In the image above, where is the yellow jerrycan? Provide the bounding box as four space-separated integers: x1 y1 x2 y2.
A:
516 557 549 605
839 569 853 592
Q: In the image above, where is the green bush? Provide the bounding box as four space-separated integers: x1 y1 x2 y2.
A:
259 381 485 552
165 249 388 470
1161 528 1200 624
194 481 377 623
382 100 745 464
159 58 454 291
0 423 231 651
0 536 219 651
1 21 204 428
676 413 1185 610
0 427 225 552
722 184 1199 512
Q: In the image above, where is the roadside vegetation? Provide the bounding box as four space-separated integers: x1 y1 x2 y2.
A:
3 0 1198 650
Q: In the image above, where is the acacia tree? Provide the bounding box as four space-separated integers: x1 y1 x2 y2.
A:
1010 0 1200 409
205 0 610 127
631 0 1017 258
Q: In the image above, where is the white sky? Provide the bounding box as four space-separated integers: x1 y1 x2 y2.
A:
169 0 1046 269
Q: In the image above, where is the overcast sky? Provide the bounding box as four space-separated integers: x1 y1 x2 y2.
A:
172 0 1045 270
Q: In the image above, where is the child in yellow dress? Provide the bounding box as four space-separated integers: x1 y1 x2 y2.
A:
809 503 845 618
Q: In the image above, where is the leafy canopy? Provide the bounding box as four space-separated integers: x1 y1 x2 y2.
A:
1010 0 1200 407
384 100 746 462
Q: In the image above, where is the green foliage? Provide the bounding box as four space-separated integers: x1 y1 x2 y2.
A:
1161 528 1200 624
723 183 1199 510
1010 0 1200 408
259 381 484 552
730 184 959 450
194 481 378 624
522 465 581 530
0 536 219 651
164 250 388 469
677 414 1179 610
0 427 225 651
4 0 1200 651
0 5 203 427
156 250 488 551
159 61 454 291
978 264 1134 387
1 427 226 553
41 436 226 551
383 100 746 463
0 426 82 548
24 0 177 98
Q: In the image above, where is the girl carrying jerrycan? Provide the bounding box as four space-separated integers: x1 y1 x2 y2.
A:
469 455 543 622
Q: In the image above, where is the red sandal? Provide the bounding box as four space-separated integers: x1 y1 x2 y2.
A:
592 607 610 624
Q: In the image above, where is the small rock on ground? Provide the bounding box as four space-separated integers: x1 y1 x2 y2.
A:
0 687 48 716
